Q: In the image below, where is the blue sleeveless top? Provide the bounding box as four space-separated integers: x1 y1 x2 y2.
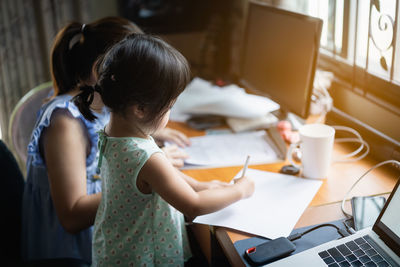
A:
21 94 109 264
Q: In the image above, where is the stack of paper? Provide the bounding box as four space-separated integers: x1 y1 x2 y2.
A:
226 113 279 132
170 77 280 122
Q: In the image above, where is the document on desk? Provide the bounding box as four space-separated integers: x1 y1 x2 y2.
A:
193 168 322 239
181 131 280 169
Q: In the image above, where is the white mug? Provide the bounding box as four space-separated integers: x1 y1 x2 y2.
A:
287 123 335 179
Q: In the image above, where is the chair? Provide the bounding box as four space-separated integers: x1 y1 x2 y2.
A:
8 82 53 165
0 140 25 265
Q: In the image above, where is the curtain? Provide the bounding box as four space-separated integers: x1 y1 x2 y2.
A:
0 0 93 146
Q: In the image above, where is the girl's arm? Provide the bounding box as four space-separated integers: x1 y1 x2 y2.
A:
138 153 254 219
177 170 230 192
42 110 101 234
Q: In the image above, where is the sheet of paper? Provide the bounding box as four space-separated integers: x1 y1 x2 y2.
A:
181 131 280 168
170 77 280 122
193 168 322 239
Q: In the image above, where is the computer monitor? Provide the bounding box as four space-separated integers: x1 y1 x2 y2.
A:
239 1 323 119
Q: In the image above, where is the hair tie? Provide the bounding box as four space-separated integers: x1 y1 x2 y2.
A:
79 85 95 105
72 85 97 122
68 24 86 50
94 85 102 93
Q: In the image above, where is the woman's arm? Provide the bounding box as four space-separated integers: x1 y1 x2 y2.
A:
138 153 254 219
42 110 100 234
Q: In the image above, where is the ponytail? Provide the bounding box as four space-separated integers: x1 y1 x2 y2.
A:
51 22 85 96
50 17 143 97
73 85 100 122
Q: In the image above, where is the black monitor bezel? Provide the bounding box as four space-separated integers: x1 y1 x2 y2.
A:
239 0 323 119
373 176 400 257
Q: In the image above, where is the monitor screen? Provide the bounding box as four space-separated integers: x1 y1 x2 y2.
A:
239 1 322 119
373 177 400 256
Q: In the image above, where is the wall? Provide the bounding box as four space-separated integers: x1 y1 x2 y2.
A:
0 0 118 146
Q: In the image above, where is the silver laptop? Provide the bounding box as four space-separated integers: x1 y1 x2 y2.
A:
269 177 400 267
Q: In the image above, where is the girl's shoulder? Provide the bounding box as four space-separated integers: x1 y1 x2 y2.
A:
99 134 162 161
28 95 107 166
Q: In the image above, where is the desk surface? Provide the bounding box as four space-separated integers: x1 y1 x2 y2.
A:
168 121 398 266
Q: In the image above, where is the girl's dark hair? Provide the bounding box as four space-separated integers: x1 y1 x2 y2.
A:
51 16 143 96
74 34 191 123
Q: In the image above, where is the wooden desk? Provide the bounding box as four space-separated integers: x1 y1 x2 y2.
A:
168 121 398 266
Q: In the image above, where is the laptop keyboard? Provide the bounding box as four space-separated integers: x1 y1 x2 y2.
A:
318 235 394 267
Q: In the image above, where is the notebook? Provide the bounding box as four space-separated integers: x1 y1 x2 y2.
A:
268 177 400 266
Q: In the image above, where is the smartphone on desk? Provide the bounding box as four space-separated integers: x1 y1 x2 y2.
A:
351 196 386 231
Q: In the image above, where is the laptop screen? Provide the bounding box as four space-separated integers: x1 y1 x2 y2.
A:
373 177 400 256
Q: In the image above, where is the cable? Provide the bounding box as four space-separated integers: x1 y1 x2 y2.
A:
287 223 347 242
343 218 356 234
293 121 369 162
332 125 370 163
341 160 400 217
333 138 370 163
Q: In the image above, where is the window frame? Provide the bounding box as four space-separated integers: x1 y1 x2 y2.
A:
316 0 400 115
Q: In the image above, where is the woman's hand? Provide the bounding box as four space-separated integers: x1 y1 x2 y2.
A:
153 127 191 147
162 144 189 168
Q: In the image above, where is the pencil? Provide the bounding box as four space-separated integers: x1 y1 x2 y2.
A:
241 155 250 178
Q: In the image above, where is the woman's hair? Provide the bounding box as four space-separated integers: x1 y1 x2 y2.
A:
50 16 143 96
74 33 191 124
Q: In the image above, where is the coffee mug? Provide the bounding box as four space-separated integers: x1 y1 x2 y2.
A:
287 123 335 179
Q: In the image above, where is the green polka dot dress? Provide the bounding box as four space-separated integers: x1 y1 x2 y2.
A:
92 131 191 266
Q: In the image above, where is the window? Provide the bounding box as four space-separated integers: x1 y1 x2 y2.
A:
274 0 400 111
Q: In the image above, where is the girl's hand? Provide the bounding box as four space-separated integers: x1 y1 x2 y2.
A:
153 127 191 147
234 176 255 199
162 144 189 168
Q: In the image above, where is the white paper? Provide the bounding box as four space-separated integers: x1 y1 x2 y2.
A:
181 131 280 168
170 77 280 122
193 169 322 239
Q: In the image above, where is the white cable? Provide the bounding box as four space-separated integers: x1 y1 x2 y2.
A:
341 160 400 217
335 138 364 158
332 125 369 163
334 138 370 163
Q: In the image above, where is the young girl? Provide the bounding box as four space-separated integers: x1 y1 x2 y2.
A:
21 17 190 266
74 33 254 266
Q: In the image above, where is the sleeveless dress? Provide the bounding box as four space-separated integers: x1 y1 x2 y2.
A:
21 94 109 264
92 131 191 266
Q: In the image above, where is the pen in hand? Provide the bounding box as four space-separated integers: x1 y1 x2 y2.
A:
232 155 250 182
234 155 255 198
240 155 250 178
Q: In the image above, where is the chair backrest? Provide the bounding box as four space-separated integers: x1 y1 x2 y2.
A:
8 82 53 165
0 140 25 264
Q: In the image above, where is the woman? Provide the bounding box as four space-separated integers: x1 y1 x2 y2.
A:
21 17 190 266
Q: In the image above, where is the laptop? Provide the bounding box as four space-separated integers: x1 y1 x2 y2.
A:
269 177 400 267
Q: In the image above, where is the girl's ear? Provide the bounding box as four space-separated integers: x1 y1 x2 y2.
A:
132 104 146 119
